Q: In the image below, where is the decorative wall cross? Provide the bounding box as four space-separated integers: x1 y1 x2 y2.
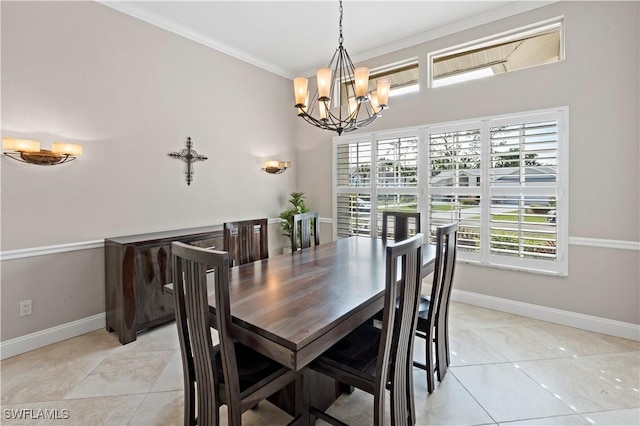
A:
168 137 208 186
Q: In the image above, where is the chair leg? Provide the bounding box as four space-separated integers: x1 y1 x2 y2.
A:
373 391 384 426
293 373 307 426
184 380 196 426
435 324 448 382
407 358 416 425
413 331 435 393
445 320 451 367
426 344 435 393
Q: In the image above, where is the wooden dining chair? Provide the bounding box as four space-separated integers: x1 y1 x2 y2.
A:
291 212 320 251
309 233 424 426
171 241 299 426
223 218 269 267
413 222 458 393
381 211 421 241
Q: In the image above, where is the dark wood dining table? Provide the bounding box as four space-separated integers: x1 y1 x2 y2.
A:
217 236 436 372
165 235 436 420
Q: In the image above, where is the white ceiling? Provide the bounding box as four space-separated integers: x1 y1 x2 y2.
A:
101 1 554 79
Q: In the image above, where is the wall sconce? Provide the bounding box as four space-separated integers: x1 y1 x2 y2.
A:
262 160 290 175
2 138 83 166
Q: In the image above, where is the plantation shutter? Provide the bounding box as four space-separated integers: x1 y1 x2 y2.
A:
488 116 560 264
334 107 567 275
335 141 373 237
427 126 482 256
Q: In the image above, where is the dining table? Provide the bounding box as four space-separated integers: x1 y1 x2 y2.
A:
165 235 437 421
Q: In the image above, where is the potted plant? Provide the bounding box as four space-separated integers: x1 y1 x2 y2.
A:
279 192 309 248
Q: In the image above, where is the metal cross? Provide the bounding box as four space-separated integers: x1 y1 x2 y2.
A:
168 137 208 186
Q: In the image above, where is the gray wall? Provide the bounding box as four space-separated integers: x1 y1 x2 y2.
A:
296 1 640 324
1 2 296 340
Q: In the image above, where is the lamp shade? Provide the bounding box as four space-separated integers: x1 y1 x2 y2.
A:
52 142 83 156
353 67 370 99
369 90 381 114
376 79 391 107
316 68 333 100
348 98 358 116
2 138 40 153
293 77 308 107
262 160 290 174
376 78 391 108
297 91 309 116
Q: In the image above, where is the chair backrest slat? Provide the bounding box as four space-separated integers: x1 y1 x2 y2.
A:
172 242 240 426
223 218 269 266
381 211 421 242
291 212 320 251
376 233 424 425
422 223 458 339
433 223 458 337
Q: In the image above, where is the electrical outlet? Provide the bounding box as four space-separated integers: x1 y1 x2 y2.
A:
20 300 32 316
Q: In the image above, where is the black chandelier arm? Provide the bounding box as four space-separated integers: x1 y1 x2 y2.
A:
3 151 76 166
51 155 76 165
298 104 381 136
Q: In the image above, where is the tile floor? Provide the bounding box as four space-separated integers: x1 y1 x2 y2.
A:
1 302 638 425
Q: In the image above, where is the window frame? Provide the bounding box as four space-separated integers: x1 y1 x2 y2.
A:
334 129 421 239
333 107 569 276
427 17 564 88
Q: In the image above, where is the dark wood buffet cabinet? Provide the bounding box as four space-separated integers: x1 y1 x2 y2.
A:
105 225 223 344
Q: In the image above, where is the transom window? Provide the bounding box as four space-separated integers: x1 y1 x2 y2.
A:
369 59 419 97
340 59 419 108
429 18 563 88
333 108 568 275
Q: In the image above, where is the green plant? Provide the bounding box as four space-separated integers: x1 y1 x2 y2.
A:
279 192 309 239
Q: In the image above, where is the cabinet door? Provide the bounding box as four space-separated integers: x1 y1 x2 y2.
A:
134 245 174 329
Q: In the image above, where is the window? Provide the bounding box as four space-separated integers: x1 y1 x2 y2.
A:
428 110 567 274
334 108 568 275
334 131 419 239
428 127 482 254
369 59 419 97
339 59 419 108
335 140 373 237
376 134 419 235
429 18 563 88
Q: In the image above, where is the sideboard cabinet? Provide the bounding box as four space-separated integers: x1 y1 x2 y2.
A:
105 225 223 344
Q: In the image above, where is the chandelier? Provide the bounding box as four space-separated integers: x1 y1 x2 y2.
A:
293 0 389 136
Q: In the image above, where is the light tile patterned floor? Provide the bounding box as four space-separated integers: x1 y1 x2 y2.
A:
1 302 638 425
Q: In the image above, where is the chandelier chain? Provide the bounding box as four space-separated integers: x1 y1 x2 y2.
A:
338 0 343 45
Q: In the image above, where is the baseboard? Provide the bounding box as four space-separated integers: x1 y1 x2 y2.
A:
0 313 106 360
2 291 637 360
451 289 640 341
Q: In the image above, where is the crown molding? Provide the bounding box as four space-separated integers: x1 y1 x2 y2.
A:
99 1 556 80
97 1 295 80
